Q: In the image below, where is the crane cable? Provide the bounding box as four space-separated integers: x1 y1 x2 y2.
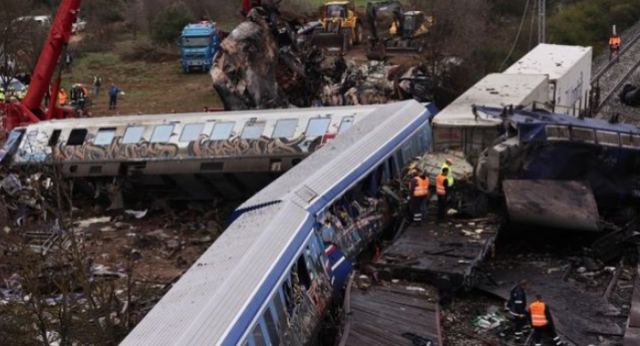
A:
499 0 532 71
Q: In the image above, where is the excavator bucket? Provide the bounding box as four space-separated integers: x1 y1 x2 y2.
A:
310 32 348 55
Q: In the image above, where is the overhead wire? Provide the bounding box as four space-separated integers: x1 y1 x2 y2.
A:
527 0 537 50
499 0 532 71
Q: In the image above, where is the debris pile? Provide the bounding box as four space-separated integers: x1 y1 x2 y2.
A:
211 4 435 110
0 169 227 345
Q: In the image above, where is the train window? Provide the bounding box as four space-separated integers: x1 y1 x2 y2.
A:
211 122 235 140
67 129 88 146
571 127 595 143
242 121 266 139
273 292 287 326
272 119 298 138
545 125 570 140
150 125 174 143
596 130 620 147
180 123 204 142
122 126 145 144
305 118 331 138
296 255 311 289
338 116 355 133
263 306 280 345
48 130 61 147
94 128 116 146
251 320 268 346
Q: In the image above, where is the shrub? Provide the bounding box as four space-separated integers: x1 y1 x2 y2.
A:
149 1 194 45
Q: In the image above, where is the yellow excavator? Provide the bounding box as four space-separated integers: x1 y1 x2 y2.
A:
310 1 363 55
366 0 432 59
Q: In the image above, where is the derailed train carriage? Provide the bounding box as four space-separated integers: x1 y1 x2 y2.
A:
120 100 435 345
2 105 382 200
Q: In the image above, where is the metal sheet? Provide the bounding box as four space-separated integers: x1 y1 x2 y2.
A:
503 180 600 231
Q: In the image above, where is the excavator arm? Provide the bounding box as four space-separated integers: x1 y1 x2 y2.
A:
366 0 404 42
2 0 81 132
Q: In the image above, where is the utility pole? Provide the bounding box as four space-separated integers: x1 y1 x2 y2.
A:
537 0 546 43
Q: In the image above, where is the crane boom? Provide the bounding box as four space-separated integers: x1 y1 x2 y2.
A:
2 0 81 133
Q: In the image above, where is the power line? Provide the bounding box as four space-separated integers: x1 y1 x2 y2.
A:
499 0 531 71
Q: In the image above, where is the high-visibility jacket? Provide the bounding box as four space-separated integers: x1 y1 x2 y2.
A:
413 177 429 197
529 301 548 327
436 174 447 196
442 163 454 186
58 90 68 105
609 36 621 48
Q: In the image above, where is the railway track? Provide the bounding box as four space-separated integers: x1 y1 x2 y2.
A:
592 29 640 115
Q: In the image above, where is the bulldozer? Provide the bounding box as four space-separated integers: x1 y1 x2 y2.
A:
366 0 431 60
310 1 363 55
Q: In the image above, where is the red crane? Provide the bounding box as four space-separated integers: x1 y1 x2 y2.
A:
1 0 81 133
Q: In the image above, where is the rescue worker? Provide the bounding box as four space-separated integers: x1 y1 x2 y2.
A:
409 169 429 223
529 295 565 346
435 167 449 222
507 280 528 342
17 85 27 100
58 87 68 106
609 33 621 61
441 158 454 187
0 88 5 103
108 83 122 110
92 75 102 96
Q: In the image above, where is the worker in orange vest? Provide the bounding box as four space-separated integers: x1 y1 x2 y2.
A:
58 87 68 106
409 169 429 223
609 33 621 61
435 167 449 222
529 295 565 346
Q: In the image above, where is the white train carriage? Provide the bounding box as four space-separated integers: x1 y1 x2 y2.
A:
3 106 380 199
121 100 435 345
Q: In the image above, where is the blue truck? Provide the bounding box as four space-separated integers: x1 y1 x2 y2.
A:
179 21 220 73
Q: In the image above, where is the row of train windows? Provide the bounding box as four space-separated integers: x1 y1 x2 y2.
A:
243 236 326 346
59 116 356 146
545 125 640 147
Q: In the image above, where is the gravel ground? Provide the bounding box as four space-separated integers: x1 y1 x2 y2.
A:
592 20 640 124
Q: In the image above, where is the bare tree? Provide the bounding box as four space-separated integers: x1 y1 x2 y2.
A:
0 0 33 90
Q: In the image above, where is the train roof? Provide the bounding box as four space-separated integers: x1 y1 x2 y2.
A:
236 101 432 212
503 43 592 80
432 73 549 127
122 100 433 345
17 105 380 131
477 106 640 135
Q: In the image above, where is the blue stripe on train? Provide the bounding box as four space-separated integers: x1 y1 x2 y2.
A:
223 108 433 344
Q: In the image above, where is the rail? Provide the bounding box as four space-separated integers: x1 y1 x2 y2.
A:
591 29 640 112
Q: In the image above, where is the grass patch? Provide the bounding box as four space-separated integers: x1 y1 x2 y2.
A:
63 38 221 117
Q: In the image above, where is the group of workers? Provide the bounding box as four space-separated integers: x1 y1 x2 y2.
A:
0 86 27 103
508 280 566 346
58 84 89 110
408 158 454 224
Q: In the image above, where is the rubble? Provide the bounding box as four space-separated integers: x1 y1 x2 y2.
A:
0 169 228 345
211 4 435 110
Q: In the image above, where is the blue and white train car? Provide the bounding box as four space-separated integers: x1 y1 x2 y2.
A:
121 100 435 345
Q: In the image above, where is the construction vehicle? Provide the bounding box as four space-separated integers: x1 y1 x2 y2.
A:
365 0 431 60
179 21 221 73
1 0 81 135
311 1 363 55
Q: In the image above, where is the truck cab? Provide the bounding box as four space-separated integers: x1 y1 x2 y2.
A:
180 22 220 73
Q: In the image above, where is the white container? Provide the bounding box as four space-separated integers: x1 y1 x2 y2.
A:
432 73 549 161
504 43 593 116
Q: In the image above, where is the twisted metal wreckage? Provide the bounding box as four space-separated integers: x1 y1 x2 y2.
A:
211 7 434 110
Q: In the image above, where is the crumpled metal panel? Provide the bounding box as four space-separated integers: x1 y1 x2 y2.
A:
503 180 600 231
